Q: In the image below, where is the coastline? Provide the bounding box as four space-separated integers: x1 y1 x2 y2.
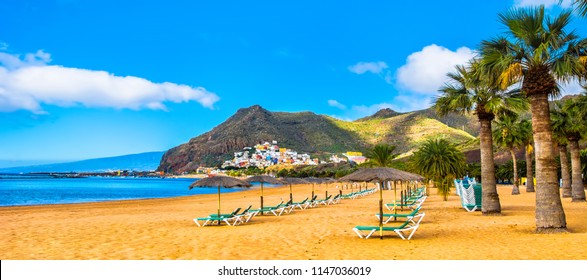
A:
170 174 209 179
1 183 586 260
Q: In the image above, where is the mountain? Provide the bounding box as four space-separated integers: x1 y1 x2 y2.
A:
410 95 585 137
329 111 476 158
0 151 165 173
0 160 62 169
412 107 480 137
158 105 368 173
355 108 402 121
358 107 479 137
158 105 476 173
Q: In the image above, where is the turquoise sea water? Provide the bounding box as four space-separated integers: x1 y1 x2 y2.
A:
0 175 271 207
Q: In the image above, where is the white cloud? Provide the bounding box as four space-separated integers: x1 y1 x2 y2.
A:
348 61 388 75
0 50 51 70
395 44 476 95
391 95 433 112
0 50 219 113
514 0 572 8
327 99 347 110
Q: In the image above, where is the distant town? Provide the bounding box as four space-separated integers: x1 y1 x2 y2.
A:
220 140 366 169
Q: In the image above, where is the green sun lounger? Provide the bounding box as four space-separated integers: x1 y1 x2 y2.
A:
458 183 482 212
209 207 242 219
318 194 340 205
384 196 426 211
232 205 257 225
251 199 291 216
194 207 242 227
306 195 319 207
375 207 424 224
291 197 310 210
313 195 332 206
353 217 422 240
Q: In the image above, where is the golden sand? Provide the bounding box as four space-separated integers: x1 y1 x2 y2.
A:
1 183 586 260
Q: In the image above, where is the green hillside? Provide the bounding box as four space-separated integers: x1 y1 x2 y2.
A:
158 105 477 173
329 112 476 158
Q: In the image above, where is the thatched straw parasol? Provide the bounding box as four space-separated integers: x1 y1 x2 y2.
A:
339 167 423 182
303 177 328 198
280 177 309 201
320 178 336 198
339 167 423 239
189 176 252 217
245 175 283 214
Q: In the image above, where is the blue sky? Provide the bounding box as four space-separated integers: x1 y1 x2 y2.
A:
1 0 586 163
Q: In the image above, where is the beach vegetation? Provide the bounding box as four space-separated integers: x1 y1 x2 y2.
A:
493 115 527 195
480 5 585 232
409 138 466 201
465 163 482 182
495 160 525 184
568 0 587 16
580 149 587 182
551 101 573 197
435 59 526 213
551 99 586 201
518 119 535 192
363 144 399 167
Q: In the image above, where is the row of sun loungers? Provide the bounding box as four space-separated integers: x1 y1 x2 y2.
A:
353 186 427 240
194 188 377 227
341 188 377 199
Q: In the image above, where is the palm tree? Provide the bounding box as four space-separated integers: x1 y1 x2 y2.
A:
493 115 527 195
560 99 586 202
578 91 587 183
409 138 466 201
581 149 587 181
567 0 587 16
519 119 535 192
364 144 398 167
436 60 526 213
551 102 573 198
480 6 586 232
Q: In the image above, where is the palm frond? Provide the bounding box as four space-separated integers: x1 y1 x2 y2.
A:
492 115 527 149
499 62 523 89
483 5 583 99
574 0 587 16
365 144 398 167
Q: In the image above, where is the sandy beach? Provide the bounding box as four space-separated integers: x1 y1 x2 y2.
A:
1 183 586 260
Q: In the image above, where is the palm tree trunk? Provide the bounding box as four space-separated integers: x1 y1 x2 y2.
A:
529 93 566 232
479 117 501 214
560 145 572 198
526 144 535 192
568 140 586 202
510 149 520 195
